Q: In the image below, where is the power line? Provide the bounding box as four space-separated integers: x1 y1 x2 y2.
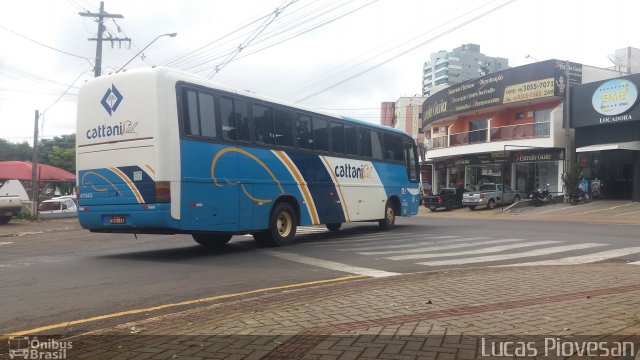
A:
277 0 482 98
294 0 517 103
42 69 89 114
0 24 93 66
183 0 377 75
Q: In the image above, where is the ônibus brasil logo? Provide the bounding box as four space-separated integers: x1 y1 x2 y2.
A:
86 84 138 140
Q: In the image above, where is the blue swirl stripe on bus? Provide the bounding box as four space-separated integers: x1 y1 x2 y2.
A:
285 151 346 225
79 166 154 205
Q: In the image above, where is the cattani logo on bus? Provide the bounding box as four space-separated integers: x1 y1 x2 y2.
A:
334 163 373 180
85 84 139 140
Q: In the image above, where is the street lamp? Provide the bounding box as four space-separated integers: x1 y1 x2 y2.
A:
116 32 177 73
525 54 539 62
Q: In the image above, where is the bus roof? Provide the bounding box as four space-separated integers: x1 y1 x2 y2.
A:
91 66 412 139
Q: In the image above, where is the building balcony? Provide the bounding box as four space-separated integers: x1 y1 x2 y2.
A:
426 121 558 160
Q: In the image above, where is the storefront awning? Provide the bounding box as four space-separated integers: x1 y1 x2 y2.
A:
576 141 640 152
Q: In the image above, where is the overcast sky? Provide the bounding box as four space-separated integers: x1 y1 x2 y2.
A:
1 0 639 143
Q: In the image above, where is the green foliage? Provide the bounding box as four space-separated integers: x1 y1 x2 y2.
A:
561 165 582 194
48 146 76 172
0 139 32 162
0 134 76 173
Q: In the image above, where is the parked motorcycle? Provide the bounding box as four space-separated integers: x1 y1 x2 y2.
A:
568 188 591 205
529 184 555 204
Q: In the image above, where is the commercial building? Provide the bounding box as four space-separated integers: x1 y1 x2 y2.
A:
422 59 621 196
422 44 508 97
380 102 395 127
570 73 640 201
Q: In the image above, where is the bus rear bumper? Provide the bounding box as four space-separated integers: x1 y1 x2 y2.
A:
78 203 179 233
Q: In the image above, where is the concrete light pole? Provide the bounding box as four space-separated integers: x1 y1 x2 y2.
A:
116 33 177 73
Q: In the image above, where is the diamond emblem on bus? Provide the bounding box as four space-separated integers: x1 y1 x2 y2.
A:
101 84 123 116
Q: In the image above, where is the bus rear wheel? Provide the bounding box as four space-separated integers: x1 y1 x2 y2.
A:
378 200 396 230
254 202 297 247
192 233 232 247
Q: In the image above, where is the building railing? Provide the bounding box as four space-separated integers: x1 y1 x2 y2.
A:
427 121 551 150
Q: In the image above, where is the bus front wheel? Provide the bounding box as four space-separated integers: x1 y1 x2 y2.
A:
192 233 232 247
378 200 396 230
254 202 298 247
326 222 341 232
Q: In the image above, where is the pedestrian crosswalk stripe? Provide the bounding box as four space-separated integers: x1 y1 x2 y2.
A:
313 233 429 247
358 238 518 255
264 251 400 278
630 261 640 265
330 235 494 251
385 240 560 260
416 243 608 266
504 247 640 266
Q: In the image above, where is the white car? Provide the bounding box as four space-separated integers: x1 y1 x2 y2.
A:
38 196 78 219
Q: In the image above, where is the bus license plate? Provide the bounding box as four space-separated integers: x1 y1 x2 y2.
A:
109 216 126 224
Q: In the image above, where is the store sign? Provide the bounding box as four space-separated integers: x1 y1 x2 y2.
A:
571 73 640 127
510 149 565 163
591 79 638 116
422 60 582 127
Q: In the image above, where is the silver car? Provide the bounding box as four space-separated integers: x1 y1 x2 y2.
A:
462 183 521 210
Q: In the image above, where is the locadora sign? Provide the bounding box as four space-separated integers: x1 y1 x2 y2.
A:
422 60 582 127
570 73 640 127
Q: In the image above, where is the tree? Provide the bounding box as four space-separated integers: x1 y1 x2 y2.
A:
0 139 32 162
38 134 76 173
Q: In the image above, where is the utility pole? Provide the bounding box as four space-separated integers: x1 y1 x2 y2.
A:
79 1 130 77
31 110 39 220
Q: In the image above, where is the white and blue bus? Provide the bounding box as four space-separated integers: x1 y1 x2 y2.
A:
76 67 420 246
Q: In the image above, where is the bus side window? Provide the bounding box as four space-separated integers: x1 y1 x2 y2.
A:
274 108 294 147
358 127 372 158
371 130 383 160
312 117 329 152
393 136 404 162
184 90 200 136
344 125 358 156
198 92 217 138
253 104 274 146
331 122 345 154
296 114 313 150
235 99 251 142
405 142 419 182
219 96 236 141
384 133 394 161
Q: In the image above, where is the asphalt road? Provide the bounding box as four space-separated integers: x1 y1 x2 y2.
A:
2 216 640 335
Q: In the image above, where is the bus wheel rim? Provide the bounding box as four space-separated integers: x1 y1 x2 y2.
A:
386 207 394 223
277 212 292 237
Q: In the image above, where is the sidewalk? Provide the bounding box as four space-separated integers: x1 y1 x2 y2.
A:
43 264 640 359
0 217 81 238
421 199 640 226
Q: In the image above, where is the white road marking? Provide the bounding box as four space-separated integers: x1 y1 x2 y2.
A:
386 240 560 260
416 243 607 267
535 202 597 214
570 202 634 216
508 247 640 266
313 233 427 247
330 235 472 251
264 251 400 278
359 238 518 255
0 242 14 246
629 261 640 265
614 210 640 217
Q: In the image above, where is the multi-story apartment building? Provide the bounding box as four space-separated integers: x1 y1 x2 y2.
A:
380 102 395 127
422 44 509 97
422 59 622 197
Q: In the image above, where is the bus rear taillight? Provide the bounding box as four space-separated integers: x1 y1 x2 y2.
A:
155 181 171 203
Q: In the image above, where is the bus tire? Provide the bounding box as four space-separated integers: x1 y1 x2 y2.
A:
378 199 396 230
326 222 341 232
192 233 232 247
255 202 297 247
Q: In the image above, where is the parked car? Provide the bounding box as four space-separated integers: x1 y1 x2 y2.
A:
423 188 466 211
462 183 521 210
38 196 78 219
0 195 22 224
